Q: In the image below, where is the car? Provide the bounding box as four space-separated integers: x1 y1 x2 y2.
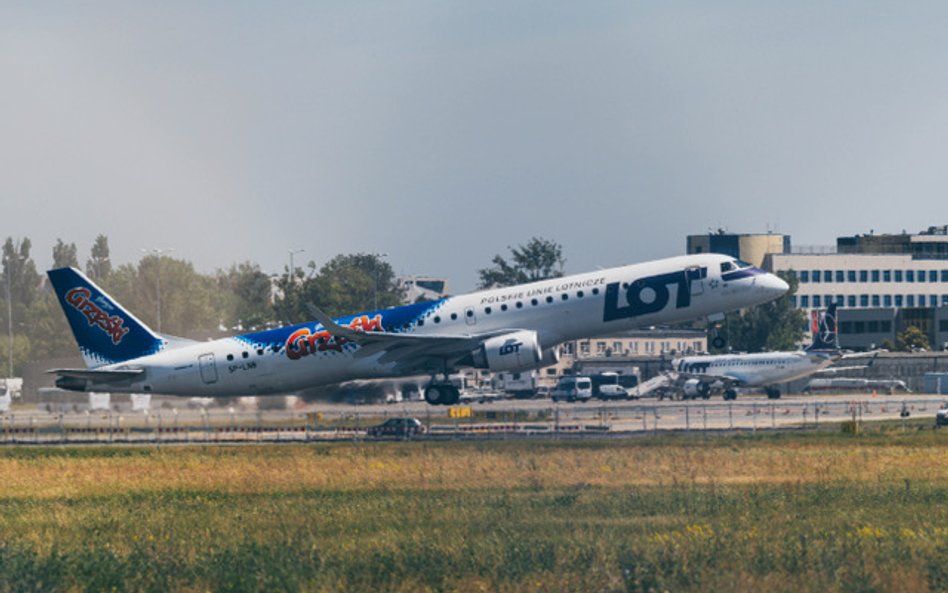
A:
367 417 426 437
551 376 593 403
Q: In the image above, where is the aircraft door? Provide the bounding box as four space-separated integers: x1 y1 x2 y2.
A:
464 306 477 326
199 353 218 384
687 266 704 297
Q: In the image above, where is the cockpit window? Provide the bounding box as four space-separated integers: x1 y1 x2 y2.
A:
734 259 753 269
720 262 734 273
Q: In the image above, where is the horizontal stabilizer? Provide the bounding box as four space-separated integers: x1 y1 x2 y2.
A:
48 368 144 381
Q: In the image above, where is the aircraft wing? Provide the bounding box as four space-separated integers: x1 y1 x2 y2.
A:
47 368 144 381
675 371 744 388
814 365 871 375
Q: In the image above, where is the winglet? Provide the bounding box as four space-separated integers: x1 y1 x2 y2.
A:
305 303 365 341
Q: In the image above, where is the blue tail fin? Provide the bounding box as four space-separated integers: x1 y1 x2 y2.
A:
806 303 839 352
47 267 166 367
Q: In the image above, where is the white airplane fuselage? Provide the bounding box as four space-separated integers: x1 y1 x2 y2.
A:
52 253 788 397
675 350 839 388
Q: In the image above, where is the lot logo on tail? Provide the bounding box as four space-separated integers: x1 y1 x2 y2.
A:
65 287 130 345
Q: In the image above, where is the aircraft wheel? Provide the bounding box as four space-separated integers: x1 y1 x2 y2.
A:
723 389 737 401
766 388 781 400
424 385 445 405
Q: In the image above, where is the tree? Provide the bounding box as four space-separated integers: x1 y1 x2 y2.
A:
272 253 404 322
478 237 565 288
896 325 930 352
717 271 807 352
1 238 41 375
86 234 111 281
52 239 78 269
217 262 275 331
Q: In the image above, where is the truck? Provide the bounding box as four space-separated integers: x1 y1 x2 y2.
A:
491 371 537 399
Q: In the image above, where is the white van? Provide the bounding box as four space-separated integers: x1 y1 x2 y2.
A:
551 376 593 403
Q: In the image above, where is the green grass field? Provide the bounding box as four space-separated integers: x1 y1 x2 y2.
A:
4 429 948 592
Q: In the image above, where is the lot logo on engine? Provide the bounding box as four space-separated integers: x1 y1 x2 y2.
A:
499 339 523 356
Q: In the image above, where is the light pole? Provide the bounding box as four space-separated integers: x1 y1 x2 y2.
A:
373 253 389 311
288 248 305 280
3 253 12 379
142 248 173 333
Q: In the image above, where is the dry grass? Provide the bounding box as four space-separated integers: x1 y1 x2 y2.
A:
1 432 948 591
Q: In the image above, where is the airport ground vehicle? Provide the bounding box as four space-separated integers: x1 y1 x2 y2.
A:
591 372 630 400
551 376 593 403
935 404 948 426
367 417 425 437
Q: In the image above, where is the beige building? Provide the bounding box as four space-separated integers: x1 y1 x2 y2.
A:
687 231 790 268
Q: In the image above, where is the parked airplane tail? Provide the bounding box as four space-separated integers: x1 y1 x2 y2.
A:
806 303 839 352
47 267 166 368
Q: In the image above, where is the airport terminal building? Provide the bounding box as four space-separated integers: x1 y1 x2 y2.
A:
765 227 948 350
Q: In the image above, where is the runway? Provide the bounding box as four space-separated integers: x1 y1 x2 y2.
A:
3 393 945 444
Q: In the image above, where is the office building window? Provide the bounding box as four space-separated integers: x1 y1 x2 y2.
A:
931 270 938 283
836 295 845 306
613 341 623 353
943 295 948 307
800 295 809 308
931 295 938 307
895 270 903 282
596 342 606 354
848 295 857 307
811 271 821 283
823 270 832 282
859 270 868 282
645 342 654 354
881 320 892 333
840 321 852 333
871 295 880 307
871 270 880 282
919 271 927 283
884 295 892 307
835 270 844 282
860 295 869 307
580 342 590 354
799 271 809 283
848 270 857 282
868 321 879 333
942 270 948 282
883 270 891 282
895 295 903 307
907 295 915 307
693 341 703 353
812 295 821 307
825 295 833 306
920 294 927 307
907 270 915 282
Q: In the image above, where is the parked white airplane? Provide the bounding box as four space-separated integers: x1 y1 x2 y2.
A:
672 304 872 400
47 254 787 405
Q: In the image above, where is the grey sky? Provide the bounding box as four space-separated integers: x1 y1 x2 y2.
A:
3 2 948 292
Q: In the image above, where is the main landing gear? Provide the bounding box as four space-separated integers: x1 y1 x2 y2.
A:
424 381 460 406
765 387 782 400
723 389 737 401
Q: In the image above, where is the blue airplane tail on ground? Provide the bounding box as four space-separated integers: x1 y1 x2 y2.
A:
47 267 166 367
806 303 839 352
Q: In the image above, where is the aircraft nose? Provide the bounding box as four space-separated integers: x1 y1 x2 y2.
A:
759 272 789 297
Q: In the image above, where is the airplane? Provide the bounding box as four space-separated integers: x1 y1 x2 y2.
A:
671 303 873 400
46 253 788 406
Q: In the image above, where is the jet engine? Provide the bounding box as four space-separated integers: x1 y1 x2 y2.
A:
471 330 552 373
682 378 711 399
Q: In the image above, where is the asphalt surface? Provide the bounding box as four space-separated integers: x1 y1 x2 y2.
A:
2 393 944 444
